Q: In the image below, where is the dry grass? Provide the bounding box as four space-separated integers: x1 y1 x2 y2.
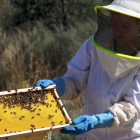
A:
0 17 96 140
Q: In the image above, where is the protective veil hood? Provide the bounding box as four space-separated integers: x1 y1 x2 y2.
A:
92 38 140 79
93 0 140 79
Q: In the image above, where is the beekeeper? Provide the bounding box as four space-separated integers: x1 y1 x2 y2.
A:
34 0 140 139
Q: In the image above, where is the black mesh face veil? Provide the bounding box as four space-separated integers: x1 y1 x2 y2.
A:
94 10 114 51
94 9 140 56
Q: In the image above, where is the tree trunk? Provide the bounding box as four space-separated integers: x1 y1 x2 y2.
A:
61 0 67 31
0 0 2 6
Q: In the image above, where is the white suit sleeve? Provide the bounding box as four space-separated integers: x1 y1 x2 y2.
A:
60 77 80 100
106 73 140 127
107 101 138 128
60 36 96 100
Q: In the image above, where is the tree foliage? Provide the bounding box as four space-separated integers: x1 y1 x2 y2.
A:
11 0 56 27
9 0 110 30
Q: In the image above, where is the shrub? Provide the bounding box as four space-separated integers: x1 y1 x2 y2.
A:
0 19 97 91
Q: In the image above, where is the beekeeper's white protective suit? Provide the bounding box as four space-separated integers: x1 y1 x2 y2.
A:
61 0 140 139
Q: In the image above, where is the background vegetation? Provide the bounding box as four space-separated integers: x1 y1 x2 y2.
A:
0 0 112 139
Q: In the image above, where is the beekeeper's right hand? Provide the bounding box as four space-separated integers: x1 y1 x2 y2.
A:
34 77 65 97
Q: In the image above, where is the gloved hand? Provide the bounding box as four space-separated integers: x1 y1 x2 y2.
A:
60 111 114 135
34 77 65 97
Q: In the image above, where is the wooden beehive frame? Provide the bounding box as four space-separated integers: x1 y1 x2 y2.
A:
0 85 72 139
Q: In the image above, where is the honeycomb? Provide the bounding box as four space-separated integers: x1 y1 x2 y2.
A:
0 85 71 139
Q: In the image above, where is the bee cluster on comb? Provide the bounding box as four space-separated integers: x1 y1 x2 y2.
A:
0 85 71 139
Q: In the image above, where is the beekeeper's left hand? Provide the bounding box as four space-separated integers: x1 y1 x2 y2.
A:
60 111 114 135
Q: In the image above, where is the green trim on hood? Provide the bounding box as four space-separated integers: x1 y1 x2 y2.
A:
92 37 140 60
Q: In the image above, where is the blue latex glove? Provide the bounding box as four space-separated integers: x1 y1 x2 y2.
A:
60 111 114 135
34 77 65 97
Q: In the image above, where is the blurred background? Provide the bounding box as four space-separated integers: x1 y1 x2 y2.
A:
0 0 112 139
